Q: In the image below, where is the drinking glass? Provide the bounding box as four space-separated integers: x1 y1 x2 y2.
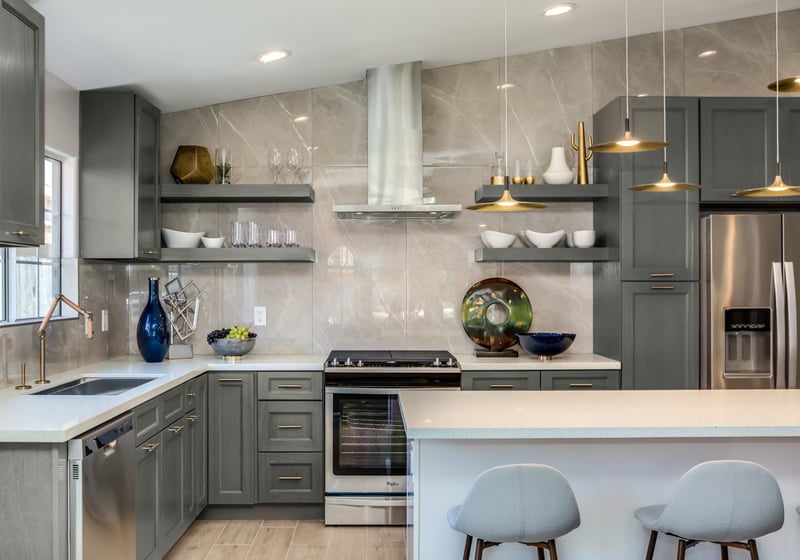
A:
284 228 298 247
230 221 247 248
524 159 535 184
269 148 284 183
215 148 232 184
246 222 261 248
286 148 302 184
511 160 523 184
266 229 283 248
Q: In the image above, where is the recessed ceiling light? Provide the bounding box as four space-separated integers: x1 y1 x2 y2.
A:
544 4 576 17
497 83 515 90
697 49 718 58
257 49 291 64
293 115 309 123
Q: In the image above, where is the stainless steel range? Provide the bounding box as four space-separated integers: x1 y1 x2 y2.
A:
324 350 460 525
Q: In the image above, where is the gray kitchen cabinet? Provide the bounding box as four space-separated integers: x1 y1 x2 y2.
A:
0 0 44 247
80 90 161 259
133 395 161 445
187 374 208 517
460 371 540 390
621 282 699 390
780 99 800 187
540 370 621 391
256 371 323 504
208 372 256 505
160 417 187 554
136 434 161 560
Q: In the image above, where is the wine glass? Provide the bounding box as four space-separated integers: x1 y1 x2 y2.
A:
269 148 284 183
286 148 302 184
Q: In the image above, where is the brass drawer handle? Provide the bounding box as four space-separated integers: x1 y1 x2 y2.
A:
651 286 675 290
569 383 594 388
168 425 185 433
489 384 516 389
187 391 197 398
278 476 304 481
277 384 303 389
5 230 36 236
143 443 159 453
142 249 159 255
187 415 200 423
277 425 303 429
218 378 243 382
650 273 674 277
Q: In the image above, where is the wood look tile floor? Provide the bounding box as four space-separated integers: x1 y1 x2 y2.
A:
164 520 405 560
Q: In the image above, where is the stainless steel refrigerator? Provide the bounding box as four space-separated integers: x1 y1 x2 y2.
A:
701 214 800 389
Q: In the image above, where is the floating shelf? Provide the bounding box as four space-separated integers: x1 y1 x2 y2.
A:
475 247 610 263
160 184 314 203
159 247 315 263
474 184 608 203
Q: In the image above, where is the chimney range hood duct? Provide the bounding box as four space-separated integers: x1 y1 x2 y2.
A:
332 61 462 219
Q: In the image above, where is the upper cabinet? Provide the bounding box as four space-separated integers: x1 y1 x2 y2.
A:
0 0 44 247
80 91 161 260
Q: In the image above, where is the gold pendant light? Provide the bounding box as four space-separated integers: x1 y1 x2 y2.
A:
592 0 667 154
768 76 800 93
631 0 700 192
733 0 800 197
467 0 546 212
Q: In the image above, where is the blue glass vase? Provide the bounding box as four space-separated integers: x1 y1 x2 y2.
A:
136 277 169 362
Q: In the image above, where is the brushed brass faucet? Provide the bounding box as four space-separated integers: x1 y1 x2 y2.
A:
37 294 94 385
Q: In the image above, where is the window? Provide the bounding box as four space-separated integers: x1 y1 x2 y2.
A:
0 156 62 324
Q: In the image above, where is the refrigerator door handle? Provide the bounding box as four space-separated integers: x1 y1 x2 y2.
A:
774 262 787 389
786 261 798 389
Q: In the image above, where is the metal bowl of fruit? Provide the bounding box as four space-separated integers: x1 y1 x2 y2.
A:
207 327 256 361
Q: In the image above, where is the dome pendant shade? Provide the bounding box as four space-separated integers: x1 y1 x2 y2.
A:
631 162 700 192
590 118 668 153
466 184 547 211
768 75 800 92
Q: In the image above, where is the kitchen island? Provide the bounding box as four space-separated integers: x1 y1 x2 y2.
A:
400 389 800 560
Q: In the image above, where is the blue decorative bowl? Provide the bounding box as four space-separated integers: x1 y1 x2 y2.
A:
516 332 576 361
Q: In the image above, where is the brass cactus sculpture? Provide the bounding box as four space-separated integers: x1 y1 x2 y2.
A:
570 121 593 185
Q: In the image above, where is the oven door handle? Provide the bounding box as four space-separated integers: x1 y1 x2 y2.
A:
325 496 407 507
325 386 460 395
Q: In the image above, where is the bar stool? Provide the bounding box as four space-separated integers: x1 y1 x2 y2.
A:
634 460 784 560
447 463 580 560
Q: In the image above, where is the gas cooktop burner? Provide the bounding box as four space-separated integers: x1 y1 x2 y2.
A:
325 350 458 369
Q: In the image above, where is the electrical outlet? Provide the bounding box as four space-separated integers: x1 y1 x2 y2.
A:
253 306 267 326
100 309 109 332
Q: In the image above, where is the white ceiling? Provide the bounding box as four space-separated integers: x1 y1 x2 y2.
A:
28 0 800 113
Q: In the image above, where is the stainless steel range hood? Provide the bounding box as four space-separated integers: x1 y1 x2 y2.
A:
332 61 462 219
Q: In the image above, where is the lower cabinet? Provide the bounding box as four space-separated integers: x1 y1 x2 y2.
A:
208 372 256 504
136 435 160 560
461 371 540 390
541 370 621 390
461 370 620 391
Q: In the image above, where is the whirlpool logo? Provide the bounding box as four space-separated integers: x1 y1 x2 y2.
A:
731 323 767 329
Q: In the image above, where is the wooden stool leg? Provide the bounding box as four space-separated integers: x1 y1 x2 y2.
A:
475 539 485 560
677 540 687 560
548 539 558 560
719 544 728 560
748 539 760 560
538 546 545 560
462 535 473 560
645 531 658 560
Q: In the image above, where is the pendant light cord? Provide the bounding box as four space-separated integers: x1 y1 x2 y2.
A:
504 0 509 174
776 0 780 169
661 0 667 160
625 0 630 119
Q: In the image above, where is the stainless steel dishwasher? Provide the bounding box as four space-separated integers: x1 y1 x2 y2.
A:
68 412 136 560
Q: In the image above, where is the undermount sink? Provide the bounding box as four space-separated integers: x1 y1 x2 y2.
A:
31 376 158 396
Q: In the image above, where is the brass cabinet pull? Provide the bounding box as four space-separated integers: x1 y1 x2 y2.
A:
168 425 185 433
489 384 515 389
650 273 674 277
142 250 159 255
187 391 197 398
651 286 675 290
5 230 36 236
143 443 159 453
187 415 200 423
277 384 303 389
277 425 303 429
218 378 243 382
569 383 594 388
278 476 304 481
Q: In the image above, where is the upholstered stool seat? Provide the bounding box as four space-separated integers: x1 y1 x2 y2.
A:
447 463 580 560
634 460 784 560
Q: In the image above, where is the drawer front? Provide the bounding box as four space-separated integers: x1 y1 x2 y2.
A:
258 401 322 452
541 370 621 391
161 384 187 425
257 371 322 400
258 452 323 503
134 396 162 445
461 372 540 391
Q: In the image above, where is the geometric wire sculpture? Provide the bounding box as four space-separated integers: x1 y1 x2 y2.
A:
162 277 202 342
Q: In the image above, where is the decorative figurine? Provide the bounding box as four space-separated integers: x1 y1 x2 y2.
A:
570 121 593 185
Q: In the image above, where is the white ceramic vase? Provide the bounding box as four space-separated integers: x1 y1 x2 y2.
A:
543 147 575 184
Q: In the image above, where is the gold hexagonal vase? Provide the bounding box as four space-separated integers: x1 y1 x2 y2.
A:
169 145 214 184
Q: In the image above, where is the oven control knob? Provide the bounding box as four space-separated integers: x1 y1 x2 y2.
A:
357 360 364 367
345 357 352 367
330 357 339 367
447 357 454 367
433 357 441 367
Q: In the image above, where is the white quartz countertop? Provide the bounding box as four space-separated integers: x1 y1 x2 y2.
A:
0 354 324 443
454 352 619 370
399 389 800 439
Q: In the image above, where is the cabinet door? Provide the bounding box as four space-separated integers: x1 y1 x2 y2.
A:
780 98 800 187
136 434 160 560
208 373 256 505
622 282 699 390
541 370 621 391
188 375 208 516
258 401 323 453
159 419 187 553
699 98 777 202
134 95 161 258
622 97 699 281
0 0 44 246
460 371 540 390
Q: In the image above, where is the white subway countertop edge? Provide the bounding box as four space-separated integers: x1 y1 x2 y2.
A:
399 389 800 439
0 354 324 443
455 352 620 370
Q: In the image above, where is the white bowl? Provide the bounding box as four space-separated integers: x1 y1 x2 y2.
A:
481 230 516 249
524 229 564 248
572 229 596 248
161 228 205 248
201 236 225 248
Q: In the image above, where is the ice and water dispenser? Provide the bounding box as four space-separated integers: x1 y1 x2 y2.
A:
723 308 772 378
